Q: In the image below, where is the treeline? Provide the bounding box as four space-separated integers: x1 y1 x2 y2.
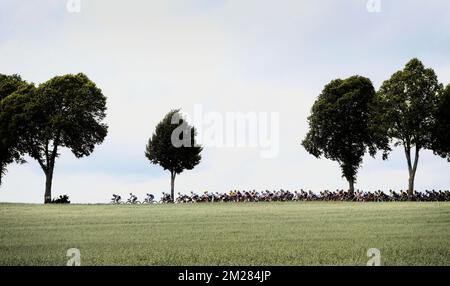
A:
0 74 202 204
0 73 108 203
302 58 450 200
1 58 449 203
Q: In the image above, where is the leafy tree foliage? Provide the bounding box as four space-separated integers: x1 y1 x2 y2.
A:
2 73 108 203
377 58 443 199
0 74 29 186
431 84 450 161
302 76 388 194
145 110 202 202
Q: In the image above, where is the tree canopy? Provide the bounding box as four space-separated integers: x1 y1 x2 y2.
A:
377 58 443 198
302 75 388 194
0 74 29 186
145 110 202 202
431 84 450 161
0 73 108 202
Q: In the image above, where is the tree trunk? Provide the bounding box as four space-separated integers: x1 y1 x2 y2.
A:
405 144 419 201
408 174 415 200
170 171 176 203
348 178 355 197
44 169 53 204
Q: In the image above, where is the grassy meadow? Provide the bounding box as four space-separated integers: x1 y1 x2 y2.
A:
0 202 449 266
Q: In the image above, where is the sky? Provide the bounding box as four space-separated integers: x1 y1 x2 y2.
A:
0 0 449 203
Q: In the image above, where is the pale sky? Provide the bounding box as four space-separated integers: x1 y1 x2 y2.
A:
1 0 449 203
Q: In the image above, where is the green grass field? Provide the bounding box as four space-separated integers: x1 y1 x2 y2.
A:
0 202 449 266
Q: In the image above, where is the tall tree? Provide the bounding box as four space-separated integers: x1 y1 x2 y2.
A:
145 110 202 202
377 58 443 199
15 73 108 203
431 84 450 161
302 76 388 195
0 74 29 186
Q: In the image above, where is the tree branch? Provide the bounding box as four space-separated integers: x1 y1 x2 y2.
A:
25 137 47 173
404 141 412 174
49 130 61 170
412 145 420 176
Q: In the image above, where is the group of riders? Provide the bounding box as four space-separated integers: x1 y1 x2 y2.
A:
111 193 155 204
111 189 450 204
